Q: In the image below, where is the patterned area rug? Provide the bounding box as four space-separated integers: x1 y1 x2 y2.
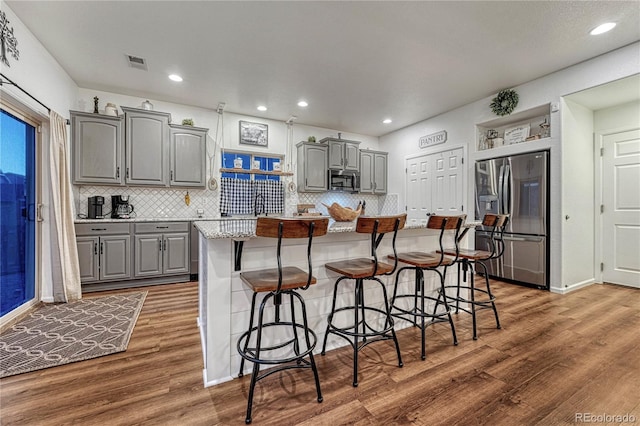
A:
0 291 146 378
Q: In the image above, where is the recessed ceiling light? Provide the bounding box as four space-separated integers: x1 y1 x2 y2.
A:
590 22 616 35
383 118 392 124
257 105 267 112
297 101 308 107
168 74 183 82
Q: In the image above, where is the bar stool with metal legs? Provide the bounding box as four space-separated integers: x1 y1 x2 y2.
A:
388 214 465 360
321 213 406 387
440 213 509 340
237 217 329 424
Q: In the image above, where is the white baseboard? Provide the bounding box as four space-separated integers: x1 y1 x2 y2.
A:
550 278 596 294
202 369 234 388
41 296 54 303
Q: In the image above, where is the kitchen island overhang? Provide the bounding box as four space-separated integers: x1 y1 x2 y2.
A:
194 218 462 387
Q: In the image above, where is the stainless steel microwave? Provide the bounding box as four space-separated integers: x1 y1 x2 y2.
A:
329 170 360 193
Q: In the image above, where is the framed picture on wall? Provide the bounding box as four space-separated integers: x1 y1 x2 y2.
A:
239 121 268 147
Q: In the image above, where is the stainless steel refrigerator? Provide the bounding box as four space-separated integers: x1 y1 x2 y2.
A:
474 151 549 289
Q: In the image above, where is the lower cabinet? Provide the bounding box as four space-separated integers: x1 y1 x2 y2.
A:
75 221 190 290
75 223 132 284
134 222 190 278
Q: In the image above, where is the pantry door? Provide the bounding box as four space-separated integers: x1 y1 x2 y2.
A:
405 147 464 226
602 128 640 288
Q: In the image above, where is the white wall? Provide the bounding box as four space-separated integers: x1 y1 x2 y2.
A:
594 100 640 133
561 99 595 290
1 1 79 304
379 42 640 291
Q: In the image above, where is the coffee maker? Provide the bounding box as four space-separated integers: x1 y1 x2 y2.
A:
87 196 104 219
111 195 134 219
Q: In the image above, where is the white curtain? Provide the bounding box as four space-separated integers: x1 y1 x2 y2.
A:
49 110 81 302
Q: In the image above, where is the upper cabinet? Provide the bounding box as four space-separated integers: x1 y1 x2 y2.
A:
122 107 171 186
360 150 387 194
71 111 124 185
169 124 207 187
72 107 208 188
321 137 360 171
296 141 328 192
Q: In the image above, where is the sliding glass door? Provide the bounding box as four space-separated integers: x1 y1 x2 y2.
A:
1 108 37 317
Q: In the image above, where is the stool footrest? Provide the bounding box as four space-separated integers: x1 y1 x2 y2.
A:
237 321 317 365
325 305 395 339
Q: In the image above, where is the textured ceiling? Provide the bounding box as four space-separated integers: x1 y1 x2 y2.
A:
7 1 640 136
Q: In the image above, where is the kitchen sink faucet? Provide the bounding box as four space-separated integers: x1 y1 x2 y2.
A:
254 193 265 216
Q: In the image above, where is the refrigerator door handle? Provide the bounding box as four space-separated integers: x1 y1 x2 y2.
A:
502 234 544 242
497 164 505 215
502 164 511 215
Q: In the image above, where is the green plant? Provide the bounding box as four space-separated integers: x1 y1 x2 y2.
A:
182 118 194 126
307 136 316 142
490 89 519 116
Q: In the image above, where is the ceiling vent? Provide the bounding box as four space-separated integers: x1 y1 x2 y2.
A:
126 54 148 71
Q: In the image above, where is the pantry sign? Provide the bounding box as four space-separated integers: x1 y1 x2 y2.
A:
419 130 447 148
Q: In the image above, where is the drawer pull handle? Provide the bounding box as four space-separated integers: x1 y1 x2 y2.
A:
91 228 107 231
156 226 169 229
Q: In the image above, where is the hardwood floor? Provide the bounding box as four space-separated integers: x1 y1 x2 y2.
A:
1 280 638 425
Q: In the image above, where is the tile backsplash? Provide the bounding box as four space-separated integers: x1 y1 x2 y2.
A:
74 181 399 220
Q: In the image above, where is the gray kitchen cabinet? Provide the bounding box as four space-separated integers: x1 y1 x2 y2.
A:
296 141 328 192
70 111 124 185
75 223 132 284
122 107 171 186
134 222 190 278
169 124 207 187
76 236 99 282
360 150 387 194
321 137 360 171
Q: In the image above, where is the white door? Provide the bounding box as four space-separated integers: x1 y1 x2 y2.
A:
406 148 464 226
602 128 640 288
406 154 431 226
432 149 464 215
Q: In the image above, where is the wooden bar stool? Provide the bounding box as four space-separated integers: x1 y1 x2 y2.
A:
237 217 329 424
388 214 465 360
321 213 406 387
439 213 509 340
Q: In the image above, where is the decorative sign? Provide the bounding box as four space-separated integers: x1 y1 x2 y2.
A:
419 130 447 148
0 11 20 68
504 124 530 145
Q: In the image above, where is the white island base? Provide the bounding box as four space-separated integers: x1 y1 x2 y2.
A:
195 219 463 387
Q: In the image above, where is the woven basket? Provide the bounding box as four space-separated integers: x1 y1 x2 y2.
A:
322 203 362 222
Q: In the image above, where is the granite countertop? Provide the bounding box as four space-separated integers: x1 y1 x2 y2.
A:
194 217 433 240
75 217 210 223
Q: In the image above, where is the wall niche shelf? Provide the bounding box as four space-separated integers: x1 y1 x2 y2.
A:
219 168 293 177
476 104 551 153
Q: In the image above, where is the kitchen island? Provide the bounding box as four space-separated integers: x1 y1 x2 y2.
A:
194 218 463 387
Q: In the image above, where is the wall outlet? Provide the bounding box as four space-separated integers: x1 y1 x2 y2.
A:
197 209 204 217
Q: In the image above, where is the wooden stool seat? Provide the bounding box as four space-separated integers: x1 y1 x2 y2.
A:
389 215 465 360
440 247 491 260
237 217 328 424
240 267 317 292
325 258 394 278
321 214 407 387
440 213 508 340
389 251 457 268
